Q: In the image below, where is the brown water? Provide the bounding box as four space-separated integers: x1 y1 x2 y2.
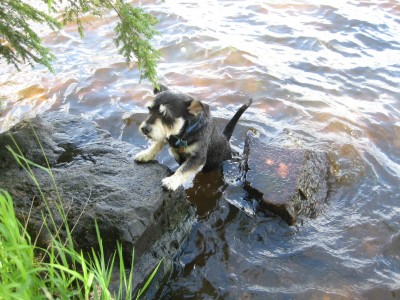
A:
1 0 400 299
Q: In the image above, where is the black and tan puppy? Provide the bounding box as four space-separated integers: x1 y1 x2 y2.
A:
135 85 252 191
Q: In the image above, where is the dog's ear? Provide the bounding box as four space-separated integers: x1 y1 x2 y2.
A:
159 104 175 120
187 99 210 116
153 84 169 95
159 104 169 116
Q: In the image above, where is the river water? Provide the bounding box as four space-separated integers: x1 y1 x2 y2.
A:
1 0 400 299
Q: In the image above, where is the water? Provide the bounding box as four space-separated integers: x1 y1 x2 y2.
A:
1 0 400 299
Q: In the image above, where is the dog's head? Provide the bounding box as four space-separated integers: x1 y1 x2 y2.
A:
139 85 210 142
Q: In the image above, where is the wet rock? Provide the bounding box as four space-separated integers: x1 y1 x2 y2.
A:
242 132 331 225
0 112 194 293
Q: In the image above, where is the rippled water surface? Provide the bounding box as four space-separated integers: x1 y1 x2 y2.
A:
1 0 400 299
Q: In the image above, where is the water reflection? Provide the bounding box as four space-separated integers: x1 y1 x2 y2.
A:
186 170 227 220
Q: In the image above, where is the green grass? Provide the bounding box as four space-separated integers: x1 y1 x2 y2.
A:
0 127 163 299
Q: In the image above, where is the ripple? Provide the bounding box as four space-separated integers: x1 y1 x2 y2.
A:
355 32 400 51
1 1 400 299
325 39 363 57
329 143 366 185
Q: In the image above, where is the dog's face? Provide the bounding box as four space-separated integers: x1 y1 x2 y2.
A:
139 90 209 142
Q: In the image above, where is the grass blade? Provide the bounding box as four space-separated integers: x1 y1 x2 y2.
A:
136 258 164 300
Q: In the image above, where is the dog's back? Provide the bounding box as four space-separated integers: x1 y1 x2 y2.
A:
202 119 231 171
203 99 252 171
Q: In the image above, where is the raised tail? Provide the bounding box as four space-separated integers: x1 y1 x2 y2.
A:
222 98 252 140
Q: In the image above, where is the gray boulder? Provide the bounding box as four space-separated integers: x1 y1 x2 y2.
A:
0 112 194 294
242 132 332 225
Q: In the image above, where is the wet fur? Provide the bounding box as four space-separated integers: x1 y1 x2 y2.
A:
135 84 252 190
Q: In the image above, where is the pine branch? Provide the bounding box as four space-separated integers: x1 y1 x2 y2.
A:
112 1 160 84
0 0 160 85
0 0 61 72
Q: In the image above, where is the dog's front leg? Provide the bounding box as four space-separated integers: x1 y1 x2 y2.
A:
162 156 205 191
134 140 166 162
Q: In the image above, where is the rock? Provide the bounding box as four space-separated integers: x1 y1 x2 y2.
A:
0 112 194 294
242 132 331 225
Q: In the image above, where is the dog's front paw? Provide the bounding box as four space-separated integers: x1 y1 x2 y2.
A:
134 150 155 163
161 175 182 191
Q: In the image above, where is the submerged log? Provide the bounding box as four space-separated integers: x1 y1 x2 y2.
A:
0 111 194 294
242 132 331 225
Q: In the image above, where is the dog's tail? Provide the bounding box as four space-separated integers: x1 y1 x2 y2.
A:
222 98 252 140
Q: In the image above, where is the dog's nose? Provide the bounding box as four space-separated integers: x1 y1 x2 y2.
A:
141 126 151 135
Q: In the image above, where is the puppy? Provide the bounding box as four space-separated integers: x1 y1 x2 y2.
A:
135 84 252 191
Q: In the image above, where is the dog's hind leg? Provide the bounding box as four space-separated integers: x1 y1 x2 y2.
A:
161 156 205 191
222 98 252 140
134 140 166 162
